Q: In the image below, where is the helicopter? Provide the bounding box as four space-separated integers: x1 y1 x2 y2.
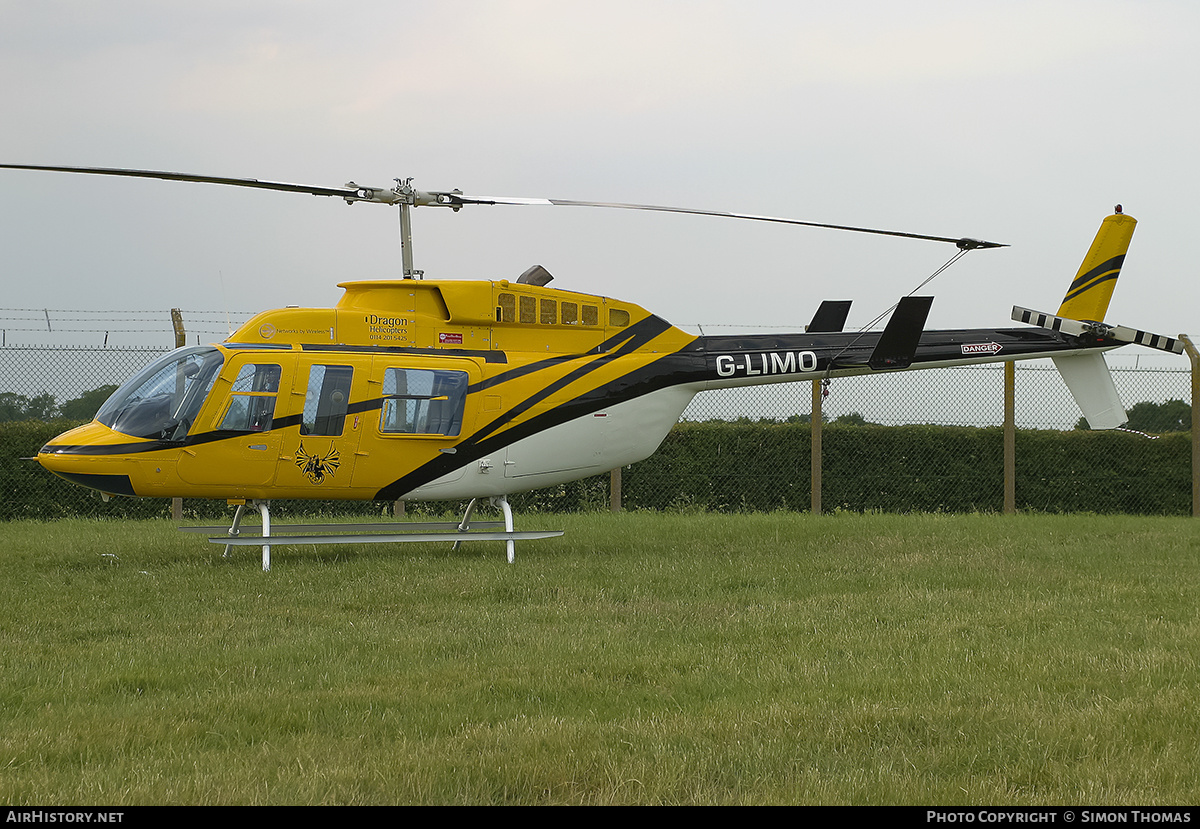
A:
1 164 1185 570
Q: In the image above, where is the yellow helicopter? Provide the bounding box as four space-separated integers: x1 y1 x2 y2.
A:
1 165 1184 569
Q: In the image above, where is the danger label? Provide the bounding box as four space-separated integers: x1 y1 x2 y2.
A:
961 342 1003 355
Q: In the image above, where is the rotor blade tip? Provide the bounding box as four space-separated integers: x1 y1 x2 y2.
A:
956 238 1007 250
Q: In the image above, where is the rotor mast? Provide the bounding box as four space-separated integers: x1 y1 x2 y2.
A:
398 188 419 280
378 178 467 280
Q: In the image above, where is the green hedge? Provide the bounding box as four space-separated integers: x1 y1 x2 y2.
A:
623 421 1008 513
0 420 165 520
2 419 1192 520
1013 427 1192 514
621 420 1191 515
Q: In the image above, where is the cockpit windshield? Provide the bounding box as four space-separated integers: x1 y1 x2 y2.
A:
95 346 225 440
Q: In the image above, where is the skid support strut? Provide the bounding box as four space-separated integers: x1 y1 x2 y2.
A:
491 495 516 564
223 502 246 559
256 500 272 571
222 499 272 570
452 495 516 562
452 497 479 551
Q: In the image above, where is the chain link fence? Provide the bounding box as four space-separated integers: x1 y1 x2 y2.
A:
651 360 1193 515
0 345 1193 519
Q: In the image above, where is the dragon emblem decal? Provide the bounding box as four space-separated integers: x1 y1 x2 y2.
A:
295 441 340 484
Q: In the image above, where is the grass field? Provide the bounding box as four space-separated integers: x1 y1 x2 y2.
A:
1 511 1197 805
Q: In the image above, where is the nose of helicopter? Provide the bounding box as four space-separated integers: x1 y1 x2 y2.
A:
38 421 144 497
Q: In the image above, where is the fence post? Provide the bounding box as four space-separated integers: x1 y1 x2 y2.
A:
610 467 622 512
811 379 822 515
1004 361 1016 514
170 308 186 348
171 308 185 522
1180 334 1199 517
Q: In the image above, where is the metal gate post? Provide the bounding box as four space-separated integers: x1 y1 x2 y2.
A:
811 378 822 515
1180 334 1199 517
1004 361 1016 514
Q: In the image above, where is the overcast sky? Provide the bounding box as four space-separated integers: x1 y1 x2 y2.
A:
0 0 1195 356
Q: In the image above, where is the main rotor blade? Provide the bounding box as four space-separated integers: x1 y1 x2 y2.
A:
453 195 1006 250
0 163 360 198
0 164 1005 249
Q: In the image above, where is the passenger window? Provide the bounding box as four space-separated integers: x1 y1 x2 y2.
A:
219 364 280 432
302 365 353 436
609 309 630 327
519 295 537 324
497 292 515 323
380 368 469 437
561 302 578 324
582 305 599 326
540 298 557 325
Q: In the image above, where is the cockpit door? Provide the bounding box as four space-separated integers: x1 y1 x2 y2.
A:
177 357 286 487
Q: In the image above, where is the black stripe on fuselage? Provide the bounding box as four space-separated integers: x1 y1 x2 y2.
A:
373 345 708 501
372 318 697 500
298 343 509 363
50 471 137 496
466 314 675 395
468 316 677 443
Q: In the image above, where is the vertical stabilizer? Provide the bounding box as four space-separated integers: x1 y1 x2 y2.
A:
1056 210 1137 323
869 296 933 370
1052 352 1127 430
806 300 852 333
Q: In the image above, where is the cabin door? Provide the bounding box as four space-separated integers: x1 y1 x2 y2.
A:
275 359 364 493
350 357 476 493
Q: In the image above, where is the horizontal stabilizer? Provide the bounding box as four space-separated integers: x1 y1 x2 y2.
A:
1107 324 1185 354
1013 306 1184 354
869 296 933 370
806 300 852 333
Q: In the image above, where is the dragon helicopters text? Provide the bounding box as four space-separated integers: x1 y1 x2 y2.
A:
1 164 1185 570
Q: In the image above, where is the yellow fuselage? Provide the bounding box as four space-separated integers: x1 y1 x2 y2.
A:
38 279 703 502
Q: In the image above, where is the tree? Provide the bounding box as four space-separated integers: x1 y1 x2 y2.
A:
0 385 119 423
0 391 57 423
1076 399 1191 432
59 385 118 421
1126 399 1190 432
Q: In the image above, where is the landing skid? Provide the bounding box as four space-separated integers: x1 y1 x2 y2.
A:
179 495 561 571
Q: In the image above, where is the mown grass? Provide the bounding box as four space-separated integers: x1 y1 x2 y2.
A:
0 511 1197 805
